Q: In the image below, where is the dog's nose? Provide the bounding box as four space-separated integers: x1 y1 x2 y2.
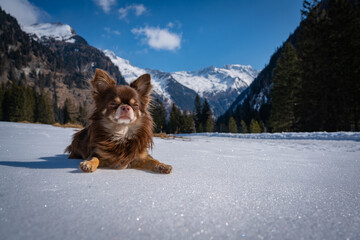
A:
121 105 131 112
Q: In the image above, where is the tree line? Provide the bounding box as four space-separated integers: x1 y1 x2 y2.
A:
150 95 264 134
0 82 88 125
150 95 214 134
1 81 267 134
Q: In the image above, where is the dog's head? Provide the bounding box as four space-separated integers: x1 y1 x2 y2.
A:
91 69 152 127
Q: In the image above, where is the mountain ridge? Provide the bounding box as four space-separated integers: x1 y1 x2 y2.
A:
1 6 258 120
0 8 126 123
104 50 258 117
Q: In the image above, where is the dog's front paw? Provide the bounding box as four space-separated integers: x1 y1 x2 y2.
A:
79 160 97 172
154 164 172 174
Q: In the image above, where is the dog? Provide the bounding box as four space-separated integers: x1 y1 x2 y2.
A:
65 69 172 174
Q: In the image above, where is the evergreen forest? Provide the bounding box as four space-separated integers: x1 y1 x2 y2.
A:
1 0 359 133
217 0 360 132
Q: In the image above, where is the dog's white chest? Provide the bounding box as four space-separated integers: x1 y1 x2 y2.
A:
111 126 129 141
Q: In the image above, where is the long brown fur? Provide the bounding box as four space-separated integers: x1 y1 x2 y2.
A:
65 69 172 174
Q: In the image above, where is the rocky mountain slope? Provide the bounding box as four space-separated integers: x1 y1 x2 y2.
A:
0 8 126 112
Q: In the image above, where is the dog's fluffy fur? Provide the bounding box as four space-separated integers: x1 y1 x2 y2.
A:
65 69 172 174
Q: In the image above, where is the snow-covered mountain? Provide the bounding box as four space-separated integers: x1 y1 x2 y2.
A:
20 20 258 117
23 23 77 43
104 50 200 112
103 50 169 105
0 10 126 111
104 50 191 109
172 65 258 116
104 50 258 117
172 65 257 95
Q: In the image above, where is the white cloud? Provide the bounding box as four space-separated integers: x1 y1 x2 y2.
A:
104 27 111 33
167 22 175 28
104 27 120 36
167 20 182 29
0 0 48 26
131 26 181 51
118 4 146 20
93 0 116 13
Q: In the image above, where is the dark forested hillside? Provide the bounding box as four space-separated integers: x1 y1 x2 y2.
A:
0 7 126 124
294 0 360 131
218 0 360 132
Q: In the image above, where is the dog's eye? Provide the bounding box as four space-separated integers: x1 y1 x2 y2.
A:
132 103 139 109
108 102 118 108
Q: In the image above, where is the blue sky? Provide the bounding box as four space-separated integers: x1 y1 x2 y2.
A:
1 0 304 72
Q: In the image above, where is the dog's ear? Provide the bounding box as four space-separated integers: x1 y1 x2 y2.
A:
91 69 116 94
130 74 152 104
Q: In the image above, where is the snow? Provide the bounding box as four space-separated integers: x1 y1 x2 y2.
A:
1 122 360 239
103 50 146 83
181 131 360 141
23 23 76 43
65 38 76 44
172 64 258 96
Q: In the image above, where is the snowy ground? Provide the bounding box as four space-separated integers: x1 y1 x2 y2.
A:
0 122 359 240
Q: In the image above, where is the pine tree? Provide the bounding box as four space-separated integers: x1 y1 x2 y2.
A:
199 99 216 133
0 84 4 120
259 121 266 133
201 99 211 128
63 98 78 124
205 116 215 132
78 104 89 126
2 84 10 121
168 103 181 134
5 82 25 122
35 90 54 124
52 81 64 124
198 123 203 133
240 120 248 133
228 117 238 133
194 95 202 132
269 42 301 132
23 86 35 122
249 119 261 133
150 99 167 133
181 110 196 133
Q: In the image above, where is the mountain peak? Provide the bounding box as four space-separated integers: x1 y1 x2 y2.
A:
104 50 258 117
23 22 76 43
198 65 217 74
103 50 145 84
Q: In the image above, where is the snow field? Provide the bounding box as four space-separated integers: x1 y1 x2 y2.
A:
0 122 359 239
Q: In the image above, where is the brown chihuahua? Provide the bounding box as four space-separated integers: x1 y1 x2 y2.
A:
65 69 172 174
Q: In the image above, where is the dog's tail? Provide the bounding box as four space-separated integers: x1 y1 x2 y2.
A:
64 145 71 154
64 127 88 159
64 144 81 159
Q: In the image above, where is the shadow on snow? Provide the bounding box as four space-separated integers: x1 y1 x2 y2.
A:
0 154 81 171
0 154 168 174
